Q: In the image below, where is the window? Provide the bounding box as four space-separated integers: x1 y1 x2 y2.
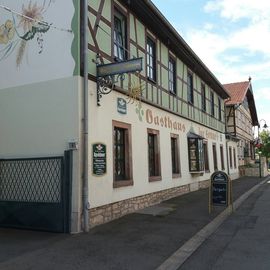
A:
146 37 156 81
148 129 161 181
171 134 180 176
229 147 233 168
188 133 204 172
169 57 176 94
210 92 215 117
201 83 206 112
187 72 194 104
212 144 218 170
233 148 237 168
114 10 126 61
113 121 133 187
218 98 222 121
203 141 209 171
220 145 225 170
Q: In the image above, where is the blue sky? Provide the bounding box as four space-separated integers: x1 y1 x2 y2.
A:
152 0 270 129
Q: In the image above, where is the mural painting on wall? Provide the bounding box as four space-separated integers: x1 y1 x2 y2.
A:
0 1 54 67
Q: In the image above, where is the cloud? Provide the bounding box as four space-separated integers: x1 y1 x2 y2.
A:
254 87 270 101
179 1 270 85
204 0 270 22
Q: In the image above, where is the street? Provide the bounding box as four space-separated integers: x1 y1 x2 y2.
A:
0 177 268 270
180 179 270 270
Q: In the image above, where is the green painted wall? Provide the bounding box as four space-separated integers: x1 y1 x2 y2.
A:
88 0 226 133
71 0 80 76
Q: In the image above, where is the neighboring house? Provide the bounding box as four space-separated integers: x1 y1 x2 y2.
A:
224 78 259 171
1 0 238 233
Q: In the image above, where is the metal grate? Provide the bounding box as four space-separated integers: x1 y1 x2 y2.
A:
0 157 63 203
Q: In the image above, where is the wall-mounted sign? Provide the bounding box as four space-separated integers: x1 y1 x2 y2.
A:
117 98 127 114
97 58 143 77
92 143 106 176
209 171 232 213
96 57 143 106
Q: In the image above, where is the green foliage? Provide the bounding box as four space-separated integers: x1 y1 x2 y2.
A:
258 130 270 159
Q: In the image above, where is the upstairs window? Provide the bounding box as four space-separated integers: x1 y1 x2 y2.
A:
187 72 194 104
218 98 222 121
146 37 156 82
201 83 206 112
210 92 215 117
169 57 176 94
114 10 127 61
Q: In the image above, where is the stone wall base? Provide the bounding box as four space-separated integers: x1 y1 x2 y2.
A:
89 179 210 228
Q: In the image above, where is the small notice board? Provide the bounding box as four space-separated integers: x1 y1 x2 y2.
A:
92 143 106 176
209 171 232 213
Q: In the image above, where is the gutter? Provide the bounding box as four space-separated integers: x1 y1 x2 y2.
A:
82 0 89 232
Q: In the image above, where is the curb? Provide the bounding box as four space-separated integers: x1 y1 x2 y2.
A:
156 177 269 270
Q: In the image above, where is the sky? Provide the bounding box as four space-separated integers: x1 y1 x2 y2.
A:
152 0 270 131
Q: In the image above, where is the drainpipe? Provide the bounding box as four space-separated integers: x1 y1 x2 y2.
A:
82 0 89 232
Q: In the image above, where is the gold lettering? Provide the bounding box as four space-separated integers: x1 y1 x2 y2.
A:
146 109 153 124
154 116 159 125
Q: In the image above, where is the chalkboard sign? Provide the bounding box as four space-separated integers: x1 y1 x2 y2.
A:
211 171 229 206
92 143 106 176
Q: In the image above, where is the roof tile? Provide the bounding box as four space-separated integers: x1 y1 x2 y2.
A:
223 81 250 105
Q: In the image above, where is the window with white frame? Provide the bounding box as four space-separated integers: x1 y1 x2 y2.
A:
169 57 176 94
114 10 126 61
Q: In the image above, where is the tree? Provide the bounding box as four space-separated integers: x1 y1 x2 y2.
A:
258 129 270 160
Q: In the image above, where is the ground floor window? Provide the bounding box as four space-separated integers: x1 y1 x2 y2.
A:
203 141 209 171
171 134 180 177
212 143 218 171
220 145 225 170
233 148 237 168
188 133 204 172
229 147 233 168
147 128 161 181
113 121 133 188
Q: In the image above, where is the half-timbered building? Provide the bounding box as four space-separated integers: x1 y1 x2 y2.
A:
88 0 236 227
224 78 259 173
0 0 241 232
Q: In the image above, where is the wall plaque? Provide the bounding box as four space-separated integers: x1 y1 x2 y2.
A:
92 143 106 176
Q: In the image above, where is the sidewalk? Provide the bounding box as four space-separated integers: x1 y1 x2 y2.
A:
0 176 267 270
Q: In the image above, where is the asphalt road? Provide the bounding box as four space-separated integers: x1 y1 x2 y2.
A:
179 180 270 270
0 176 266 270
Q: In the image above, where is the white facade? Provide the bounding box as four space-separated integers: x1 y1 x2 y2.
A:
88 81 237 209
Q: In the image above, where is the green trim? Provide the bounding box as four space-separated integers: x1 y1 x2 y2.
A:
71 0 80 76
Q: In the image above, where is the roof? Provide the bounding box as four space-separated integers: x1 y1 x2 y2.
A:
223 80 259 126
223 81 250 105
119 0 230 99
